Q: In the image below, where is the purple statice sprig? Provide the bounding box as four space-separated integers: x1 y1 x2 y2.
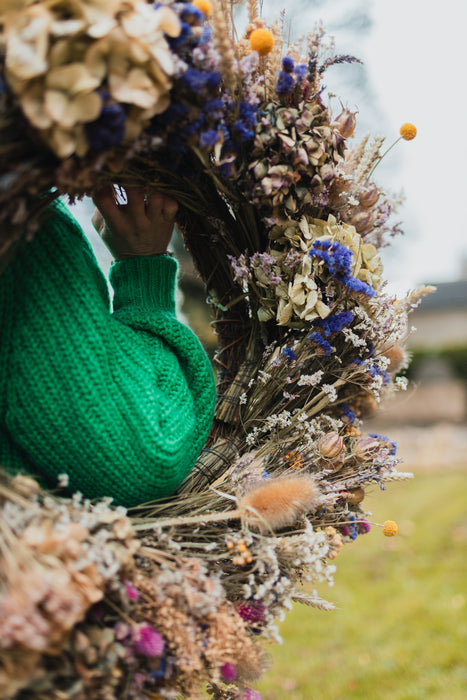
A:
309 240 375 298
308 331 332 356
369 433 397 456
314 310 354 337
85 93 126 152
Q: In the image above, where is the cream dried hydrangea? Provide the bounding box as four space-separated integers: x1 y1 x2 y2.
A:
3 0 180 158
255 214 383 327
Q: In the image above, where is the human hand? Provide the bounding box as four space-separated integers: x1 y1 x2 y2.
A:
92 186 178 260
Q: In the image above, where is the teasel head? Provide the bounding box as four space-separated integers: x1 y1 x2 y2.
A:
383 345 408 373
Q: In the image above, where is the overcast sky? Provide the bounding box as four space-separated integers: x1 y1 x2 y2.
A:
75 0 467 294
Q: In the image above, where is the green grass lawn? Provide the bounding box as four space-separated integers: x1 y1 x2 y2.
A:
256 470 467 700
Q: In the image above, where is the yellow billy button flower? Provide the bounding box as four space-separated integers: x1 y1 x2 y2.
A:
249 28 275 56
400 123 417 140
383 520 398 537
192 0 213 16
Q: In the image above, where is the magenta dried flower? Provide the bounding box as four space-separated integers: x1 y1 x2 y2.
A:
221 662 237 682
235 601 266 624
242 689 262 700
133 623 165 657
125 582 140 601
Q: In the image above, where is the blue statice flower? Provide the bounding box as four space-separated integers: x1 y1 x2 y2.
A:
180 3 205 24
294 64 308 82
340 403 356 424
310 240 376 298
347 514 359 540
282 348 296 361
180 67 211 92
369 434 397 456
199 26 212 44
310 240 353 278
206 70 222 90
349 358 389 385
315 310 354 337
199 129 219 148
234 119 254 141
168 20 192 49
276 71 295 95
282 56 295 73
367 361 390 385
343 275 376 298
205 98 224 116
308 331 332 356
85 98 126 151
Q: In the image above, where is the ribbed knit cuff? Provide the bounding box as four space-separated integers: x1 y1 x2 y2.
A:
110 255 178 314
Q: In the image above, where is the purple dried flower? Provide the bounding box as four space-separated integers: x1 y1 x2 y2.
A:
308 332 332 356
276 71 295 95
282 56 295 73
358 519 372 534
133 623 165 657
200 129 220 147
221 662 237 682
282 348 296 361
294 63 308 81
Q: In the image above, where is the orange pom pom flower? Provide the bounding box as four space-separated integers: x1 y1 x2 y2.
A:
249 28 275 56
383 520 398 537
399 123 417 140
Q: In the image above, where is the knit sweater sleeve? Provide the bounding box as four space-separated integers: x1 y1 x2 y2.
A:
0 200 216 507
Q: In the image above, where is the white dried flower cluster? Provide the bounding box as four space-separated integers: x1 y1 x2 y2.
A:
322 384 338 403
297 370 324 386
395 376 409 391
342 327 367 347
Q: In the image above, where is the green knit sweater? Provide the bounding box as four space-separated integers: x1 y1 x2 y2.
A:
0 199 216 507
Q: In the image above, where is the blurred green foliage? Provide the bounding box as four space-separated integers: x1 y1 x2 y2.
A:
407 346 467 383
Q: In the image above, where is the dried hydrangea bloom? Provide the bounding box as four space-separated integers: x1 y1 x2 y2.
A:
3 0 181 158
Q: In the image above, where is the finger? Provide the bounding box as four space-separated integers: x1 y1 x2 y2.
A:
92 186 125 232
146 193 178 222
91 208 104 234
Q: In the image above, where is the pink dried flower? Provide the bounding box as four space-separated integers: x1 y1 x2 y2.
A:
235 601 266 624
132 623 165 657
242 690 262 700
125 582 140 601
221 661 237 682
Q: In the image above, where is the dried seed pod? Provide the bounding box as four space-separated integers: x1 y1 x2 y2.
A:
319 432 344 459
333 109 356 139
359 186 379 208
354 436 380 461
328 451 345 472
345 487 365 505
348 210 374 232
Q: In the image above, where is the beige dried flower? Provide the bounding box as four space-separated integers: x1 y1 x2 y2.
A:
3 0 180 158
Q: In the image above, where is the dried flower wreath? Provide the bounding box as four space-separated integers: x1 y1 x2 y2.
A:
0 2 430 698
